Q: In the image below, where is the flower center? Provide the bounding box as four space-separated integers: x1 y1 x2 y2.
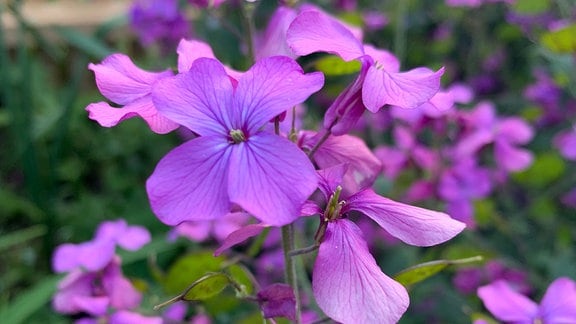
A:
229 129 247 144
324 186 346 222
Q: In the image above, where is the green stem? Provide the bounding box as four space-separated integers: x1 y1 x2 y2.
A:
394 0 408 64
241 0 257 65
282 224 301 323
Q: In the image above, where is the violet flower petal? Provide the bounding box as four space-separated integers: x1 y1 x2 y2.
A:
177 39 242 79
146 136 232 225
287 10 364 61
152 58 234 136
477 280 538 322
538 277 576 322
85 99 178 134
310 134 382 194
89 54 172 104
257 283 296 320
228 133 317 226
214 223 268 256
346 189 466 246
236 56 324 133
313 219 409 323
362 66 445 112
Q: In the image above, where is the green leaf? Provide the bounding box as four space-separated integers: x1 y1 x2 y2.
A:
513 152 565 188
315 56 361 76
394 256 483 286
512 0 550 14
0 225 46 252
227 264 254 296
181 272 230 301
541 25 576 54
54 26 113 59
0 275 61 324
163 251 225 294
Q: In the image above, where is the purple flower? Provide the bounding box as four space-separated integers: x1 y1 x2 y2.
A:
287 9 444 115
299 131 382 194
554 126 576 160
169 211 250 242
257 283 296 321
53 257 142 316
455 101 534 172
52 219 150 273
478 277 576 323
86 54 177 134
129 0 190 47
307 165 465 323
438 157 492 227
147 56 324 226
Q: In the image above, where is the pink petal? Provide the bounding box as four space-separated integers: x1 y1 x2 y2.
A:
323 66 368 135
538 277 576 322
228 133 317 226
346 189 466 246
363 45 400 72
146 136 232 225
110 311 163 324
89 54 172 105
256 6 298 59
152 58 234 136
214 223 268 256
236 56 324 133
177 39 217 73
86 99 179 134
316 164 348 198
287 10 364 61
77 239 116 271
301 201 323 217
310 134 382 194
496 118 534 144
170 221 212 242
477 280 538 322
554 128 576 160
177 39 242 79
53 244 82 272
494 141 533 172
313 219 409 323
363 66 444 112
116 225 151 251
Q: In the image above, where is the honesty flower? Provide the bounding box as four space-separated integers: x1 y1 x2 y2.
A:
129 0 190 47
455 101 534 172
307 165 466 323
86 54 177 134
287 9 444 113
53 256 141 316
478 277 576 323
52 219 150 273
147 56 324 226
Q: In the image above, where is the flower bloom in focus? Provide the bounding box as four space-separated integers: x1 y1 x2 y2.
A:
306 165 466 323
147 56 324 226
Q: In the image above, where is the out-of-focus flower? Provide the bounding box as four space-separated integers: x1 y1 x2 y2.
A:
478 277 576 323
129 0 190 47
52 219 150 273
53 257 141 316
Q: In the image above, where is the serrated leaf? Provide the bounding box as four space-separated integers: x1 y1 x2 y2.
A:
181 272 230 301
394 256 483 286
315 56 361 76
541 25 576 53
163 251 225 294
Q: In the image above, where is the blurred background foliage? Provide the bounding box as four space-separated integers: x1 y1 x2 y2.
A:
0 0 575 323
